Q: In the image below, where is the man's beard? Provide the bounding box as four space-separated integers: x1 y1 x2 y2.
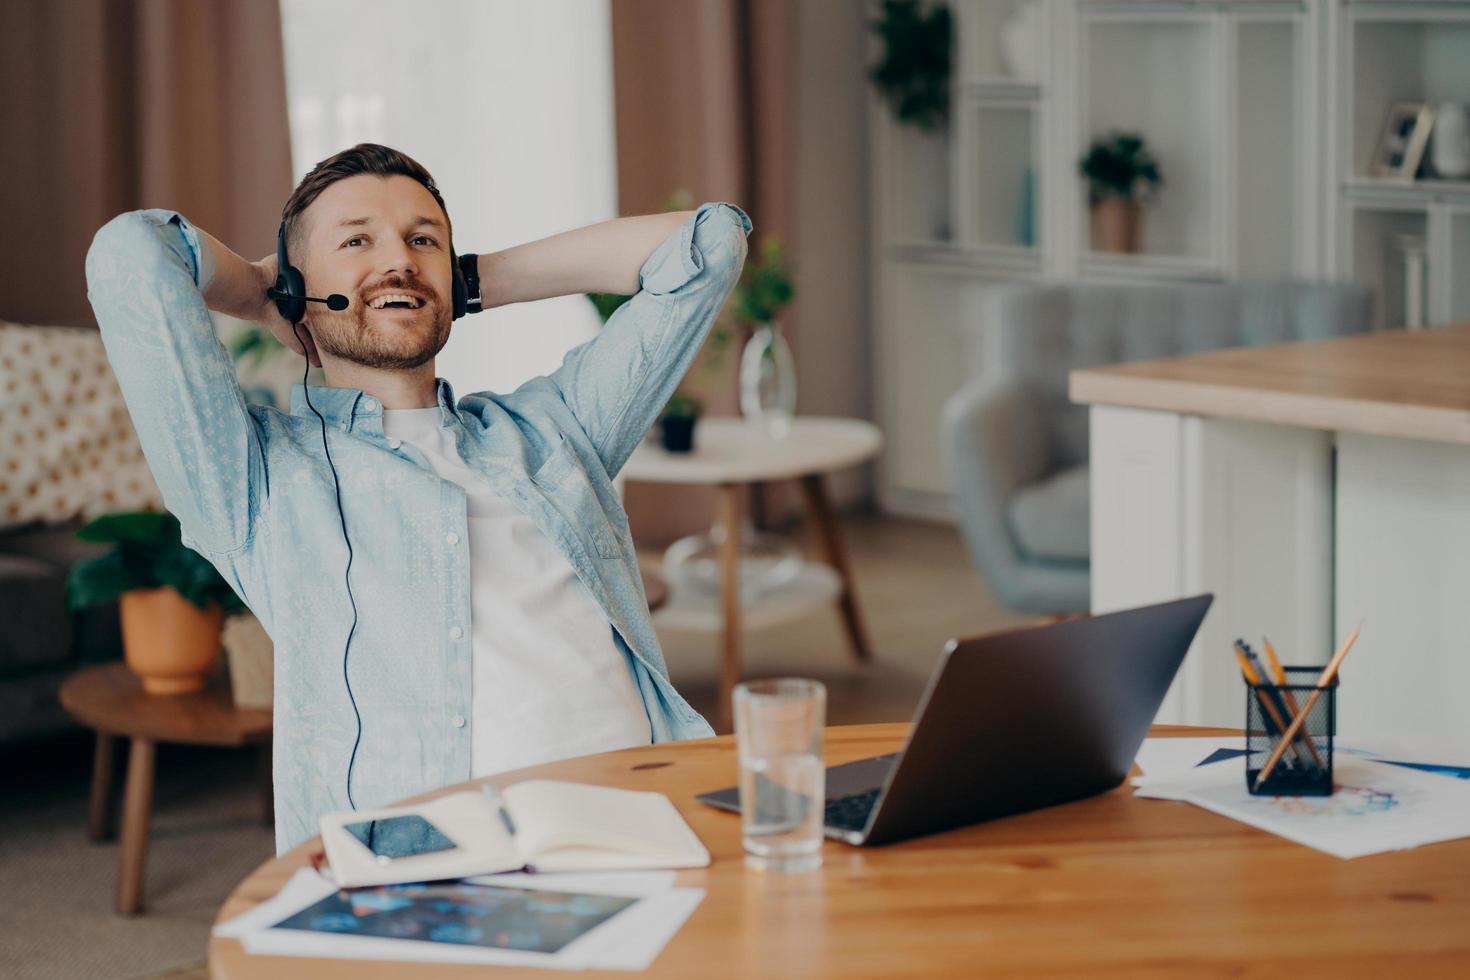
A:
308 282 452 370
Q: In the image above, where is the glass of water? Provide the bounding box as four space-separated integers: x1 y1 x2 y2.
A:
732 678 826 872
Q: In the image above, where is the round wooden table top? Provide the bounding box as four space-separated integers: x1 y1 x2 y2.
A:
621 417 883 484
59 661 271 746
209 724 1470 978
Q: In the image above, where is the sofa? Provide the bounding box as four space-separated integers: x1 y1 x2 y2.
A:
942 281 1373 616
0 521 124 741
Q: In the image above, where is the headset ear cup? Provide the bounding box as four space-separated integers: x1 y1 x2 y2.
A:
450 249 467 320
274 265 308 324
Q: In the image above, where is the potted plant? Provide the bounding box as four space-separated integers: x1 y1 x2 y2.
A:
1080 132 1162 254
867 0 953 134
66 511 245 694
658 391 702 453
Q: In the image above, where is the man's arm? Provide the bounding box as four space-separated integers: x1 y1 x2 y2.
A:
85 210 283 556
475 211 694 306
482 202 751 478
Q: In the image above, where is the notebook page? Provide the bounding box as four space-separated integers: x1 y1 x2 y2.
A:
503 780 708 867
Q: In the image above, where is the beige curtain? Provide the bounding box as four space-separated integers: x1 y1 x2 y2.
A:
0 0 293 329
611 0 796 545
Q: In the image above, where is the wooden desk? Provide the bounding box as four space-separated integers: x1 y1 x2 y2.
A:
209 724 1470 978
1071 325 1470 740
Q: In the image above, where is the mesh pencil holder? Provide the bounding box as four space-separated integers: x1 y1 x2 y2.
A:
1245 665 1335 796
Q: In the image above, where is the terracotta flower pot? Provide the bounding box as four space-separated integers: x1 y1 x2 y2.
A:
1090 198 1143 254
118 587 224 695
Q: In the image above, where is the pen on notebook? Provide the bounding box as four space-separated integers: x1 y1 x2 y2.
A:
1262 636 1325 769
1253 623 1361 792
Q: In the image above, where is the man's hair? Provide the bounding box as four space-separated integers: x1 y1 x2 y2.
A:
281 143 452 261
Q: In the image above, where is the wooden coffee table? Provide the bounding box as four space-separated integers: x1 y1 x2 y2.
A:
59 661 273 915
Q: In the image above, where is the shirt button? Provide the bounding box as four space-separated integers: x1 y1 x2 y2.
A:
446 532 460 546
449 626 464 640
362 397 378 413
388 438 402 450
451 714 466 728
339 421 349 432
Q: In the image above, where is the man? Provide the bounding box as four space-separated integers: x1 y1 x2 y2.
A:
86 143 750 852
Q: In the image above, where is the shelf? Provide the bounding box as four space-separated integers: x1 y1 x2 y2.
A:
959 79 1042 103
1350 207 1429 330
1347 2 1470 24
1081 251 1225 282
887 241 1042 275
958 0 1044 85
1235 18 1301 277
965 103 1038 250
1343 176 1470 205
651 561 841 634
1085 18 1218 262
881 113 953 245
1351 19 1470 179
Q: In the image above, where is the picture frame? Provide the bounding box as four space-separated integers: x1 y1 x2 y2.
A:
1372 102 1436 181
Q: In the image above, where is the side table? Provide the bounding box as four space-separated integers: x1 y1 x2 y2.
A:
623 416 884 725
59 661 273 915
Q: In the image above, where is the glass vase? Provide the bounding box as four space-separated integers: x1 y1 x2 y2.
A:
739 321 797 439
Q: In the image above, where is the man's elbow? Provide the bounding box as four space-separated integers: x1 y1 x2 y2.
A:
86 211 157 295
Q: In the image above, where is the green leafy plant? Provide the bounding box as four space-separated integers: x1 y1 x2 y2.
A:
868 0 953 133
65 511 246 615
228 324 287 369
729 237 795 328
1080 132 1162 203
586 292 633 323
660 390 703 421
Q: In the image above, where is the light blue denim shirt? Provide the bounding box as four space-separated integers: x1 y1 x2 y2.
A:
85 201 750 853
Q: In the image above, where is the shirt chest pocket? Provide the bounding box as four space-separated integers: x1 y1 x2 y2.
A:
531 440 625 560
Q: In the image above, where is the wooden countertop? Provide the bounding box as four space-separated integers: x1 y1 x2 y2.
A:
1069 323 1470 444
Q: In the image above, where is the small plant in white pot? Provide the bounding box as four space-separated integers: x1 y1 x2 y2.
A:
1080 132 1162 254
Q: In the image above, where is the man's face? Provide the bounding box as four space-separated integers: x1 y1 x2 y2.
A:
298 174 455 370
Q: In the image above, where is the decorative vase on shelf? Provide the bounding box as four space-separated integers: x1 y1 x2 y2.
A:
1394 233 1428 329
739 322 797 439
1090 198 1143 254
1431 102 1470 179
999 1 1042 82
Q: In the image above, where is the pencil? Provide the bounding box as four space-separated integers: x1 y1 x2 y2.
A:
1234 643 1306 769
1252 623 1361 792
1262 637 1325 768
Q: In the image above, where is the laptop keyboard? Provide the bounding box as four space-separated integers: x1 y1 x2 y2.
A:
824 788 881 831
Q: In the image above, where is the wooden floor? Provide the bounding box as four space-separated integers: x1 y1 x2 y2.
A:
139 515 1021 980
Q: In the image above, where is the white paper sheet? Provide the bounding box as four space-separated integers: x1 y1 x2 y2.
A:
214 868 703 970
1133 751 1470 859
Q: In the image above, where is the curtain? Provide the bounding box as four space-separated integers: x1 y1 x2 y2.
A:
610 0 797 544
0 0 293 328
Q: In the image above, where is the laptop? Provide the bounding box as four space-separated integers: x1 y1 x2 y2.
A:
697 594 1213 846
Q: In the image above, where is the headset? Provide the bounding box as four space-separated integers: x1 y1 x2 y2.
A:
266 178 476 810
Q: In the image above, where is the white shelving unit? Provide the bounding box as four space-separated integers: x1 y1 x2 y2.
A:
1328 1 1470 328
870 0 1470 519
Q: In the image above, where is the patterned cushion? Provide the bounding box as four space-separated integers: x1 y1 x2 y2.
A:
0 321 163 529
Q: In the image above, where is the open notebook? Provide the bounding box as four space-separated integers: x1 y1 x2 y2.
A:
319 780 711 888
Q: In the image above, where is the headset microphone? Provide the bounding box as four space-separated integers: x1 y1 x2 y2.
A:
266 287 349 311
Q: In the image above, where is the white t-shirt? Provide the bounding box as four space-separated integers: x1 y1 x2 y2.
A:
381 408 652 777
